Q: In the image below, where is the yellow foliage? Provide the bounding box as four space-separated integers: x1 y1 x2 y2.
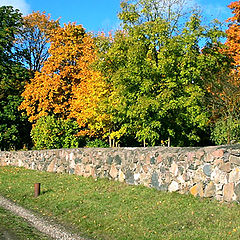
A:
20 22 111 136
226 1 240 68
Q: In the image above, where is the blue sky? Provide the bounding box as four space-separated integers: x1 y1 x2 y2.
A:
0 0 233 33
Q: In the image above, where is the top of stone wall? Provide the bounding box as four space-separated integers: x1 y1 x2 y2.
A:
1 144 239 154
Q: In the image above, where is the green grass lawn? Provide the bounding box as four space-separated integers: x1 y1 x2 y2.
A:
0 166 240 240
0 206 50 239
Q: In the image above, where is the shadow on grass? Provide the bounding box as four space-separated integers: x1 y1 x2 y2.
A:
41 189 53 195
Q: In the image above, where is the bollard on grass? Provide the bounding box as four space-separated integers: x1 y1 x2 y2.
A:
34 183 41 197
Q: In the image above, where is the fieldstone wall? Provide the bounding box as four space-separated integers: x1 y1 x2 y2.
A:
1 145 240 202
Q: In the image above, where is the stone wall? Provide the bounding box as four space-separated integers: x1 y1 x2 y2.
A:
1 145 240 202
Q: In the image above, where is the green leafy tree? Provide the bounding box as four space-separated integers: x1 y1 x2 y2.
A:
86 138 109 148
211 116 240 145
96 0 229 146
207 69 240 145
31 115 84 149
0 6 31 150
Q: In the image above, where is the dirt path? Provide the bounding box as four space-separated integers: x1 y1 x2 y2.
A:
0 195 90 240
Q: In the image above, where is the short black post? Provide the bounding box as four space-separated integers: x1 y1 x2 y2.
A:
34 183 41 197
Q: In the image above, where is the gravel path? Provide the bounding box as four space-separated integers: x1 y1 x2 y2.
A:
0 195 91 240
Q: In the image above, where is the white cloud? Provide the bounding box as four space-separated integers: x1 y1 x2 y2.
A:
0 0 31 15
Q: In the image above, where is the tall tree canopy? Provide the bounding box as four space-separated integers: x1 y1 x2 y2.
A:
0 6 31 150
3 0 238 149
226 0 240 68
20 22 109 138
207 0 240 145
95 0 230 146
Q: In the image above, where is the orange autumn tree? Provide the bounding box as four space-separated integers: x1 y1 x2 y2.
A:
19 22 110 137
219 0 240 115
69 34 111 137
208 0 240 144
226 0 240 68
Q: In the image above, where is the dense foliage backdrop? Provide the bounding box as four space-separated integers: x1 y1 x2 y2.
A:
1 0 240 150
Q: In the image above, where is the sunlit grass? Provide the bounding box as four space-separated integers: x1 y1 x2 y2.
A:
0 166 240 240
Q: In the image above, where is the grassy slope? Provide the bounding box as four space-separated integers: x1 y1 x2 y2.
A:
0 166 240 240
0 206 50 239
